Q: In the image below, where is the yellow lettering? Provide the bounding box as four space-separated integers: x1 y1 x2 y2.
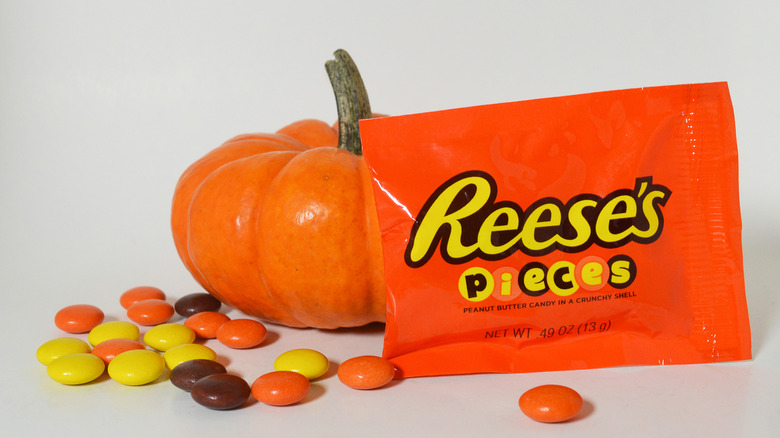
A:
405 173 670 268
548 261 579 297
521 203 562 252
610 260 632 284
477 207 521 255
557 197 597 247
635 190 666 238
523 267 547 293
595 195 637 243
407 175 492 265
580 261 604 287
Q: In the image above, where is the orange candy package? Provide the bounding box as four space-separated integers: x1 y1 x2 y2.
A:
359 82 751 377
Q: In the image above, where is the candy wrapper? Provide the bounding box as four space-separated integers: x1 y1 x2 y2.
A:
359 82 751 377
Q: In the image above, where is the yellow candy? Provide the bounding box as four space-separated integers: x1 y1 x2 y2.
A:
36 338 91 365
143 323 195 351
108 349 166 386
47 353 105 385
88 321 140 346
162 343 217 370
274 349 329 380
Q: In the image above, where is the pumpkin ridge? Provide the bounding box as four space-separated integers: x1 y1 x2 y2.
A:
276 119 338 148
172 135 307 290
257 148 379 328
186 151 307 327
172 50 386 328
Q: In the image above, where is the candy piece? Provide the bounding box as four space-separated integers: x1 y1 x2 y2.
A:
191 374 250 410
184 311 230 339
274 349 329 380
251 371 310 406
170 359 227 391
36 337 92 365
216 319 267 349
91 338 146 364
519 384 583 423
54 304 104 333
143 323 196 351
127 299 175 326
337 355 396 390
163 343 217 370
47 353 105 385
107 349 166 386
88 321 140 347
120 286 166 309
174 293 221 317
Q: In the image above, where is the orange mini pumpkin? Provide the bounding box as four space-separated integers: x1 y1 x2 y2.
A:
171 50 385 329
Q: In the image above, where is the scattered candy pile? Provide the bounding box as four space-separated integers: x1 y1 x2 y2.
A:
37 286 397 410
38 286 584 421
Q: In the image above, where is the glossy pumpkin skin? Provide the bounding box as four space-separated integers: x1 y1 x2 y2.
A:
171 119 386 329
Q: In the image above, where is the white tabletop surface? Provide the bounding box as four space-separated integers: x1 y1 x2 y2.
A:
2 1 778 437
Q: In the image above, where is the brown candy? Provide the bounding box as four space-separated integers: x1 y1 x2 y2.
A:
170 359 227 391
174 293 222 317
190 373 250 410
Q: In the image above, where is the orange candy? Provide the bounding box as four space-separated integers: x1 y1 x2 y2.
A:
337 355 396 390
54 304 105 333
91 338 146 364
251 371 310 406
519 384 583 423
120 286 166 309
184 311 231 339
216 319 267 349
127 299 175 326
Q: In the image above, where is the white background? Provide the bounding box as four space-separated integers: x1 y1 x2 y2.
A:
2 1 779 437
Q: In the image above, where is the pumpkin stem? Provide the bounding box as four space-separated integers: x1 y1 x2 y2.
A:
326 49 372 155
